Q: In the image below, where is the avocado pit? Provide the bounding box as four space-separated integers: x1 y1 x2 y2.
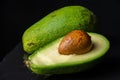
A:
58 30 93 55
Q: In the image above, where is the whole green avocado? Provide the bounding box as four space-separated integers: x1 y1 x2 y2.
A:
22 6 96 53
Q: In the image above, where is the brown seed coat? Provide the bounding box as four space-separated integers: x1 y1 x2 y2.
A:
58 30 93 55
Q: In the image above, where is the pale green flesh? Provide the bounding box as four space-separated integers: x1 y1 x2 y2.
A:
29 33 109 67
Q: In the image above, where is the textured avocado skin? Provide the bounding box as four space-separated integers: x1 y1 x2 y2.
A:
22 6 96 53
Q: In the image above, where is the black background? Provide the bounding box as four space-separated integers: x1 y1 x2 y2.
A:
0 0 120 80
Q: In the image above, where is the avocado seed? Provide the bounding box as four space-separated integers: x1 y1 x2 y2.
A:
58 30 93 55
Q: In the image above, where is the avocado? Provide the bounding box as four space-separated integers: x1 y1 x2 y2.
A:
22 6 96 53
26 33 110 75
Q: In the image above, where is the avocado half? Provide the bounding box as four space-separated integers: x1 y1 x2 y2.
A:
26 33 110 75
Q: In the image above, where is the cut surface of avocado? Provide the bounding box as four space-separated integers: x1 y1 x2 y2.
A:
28 33 110 74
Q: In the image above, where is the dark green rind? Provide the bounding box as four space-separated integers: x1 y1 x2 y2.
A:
29 57 101 75
22 6 96 53
27 33 110 75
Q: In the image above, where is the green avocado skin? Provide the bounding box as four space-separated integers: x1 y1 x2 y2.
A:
29 58 100 75
22 6 96 53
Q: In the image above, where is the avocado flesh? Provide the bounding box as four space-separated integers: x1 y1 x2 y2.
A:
22 6 96 53
28 33 110 75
